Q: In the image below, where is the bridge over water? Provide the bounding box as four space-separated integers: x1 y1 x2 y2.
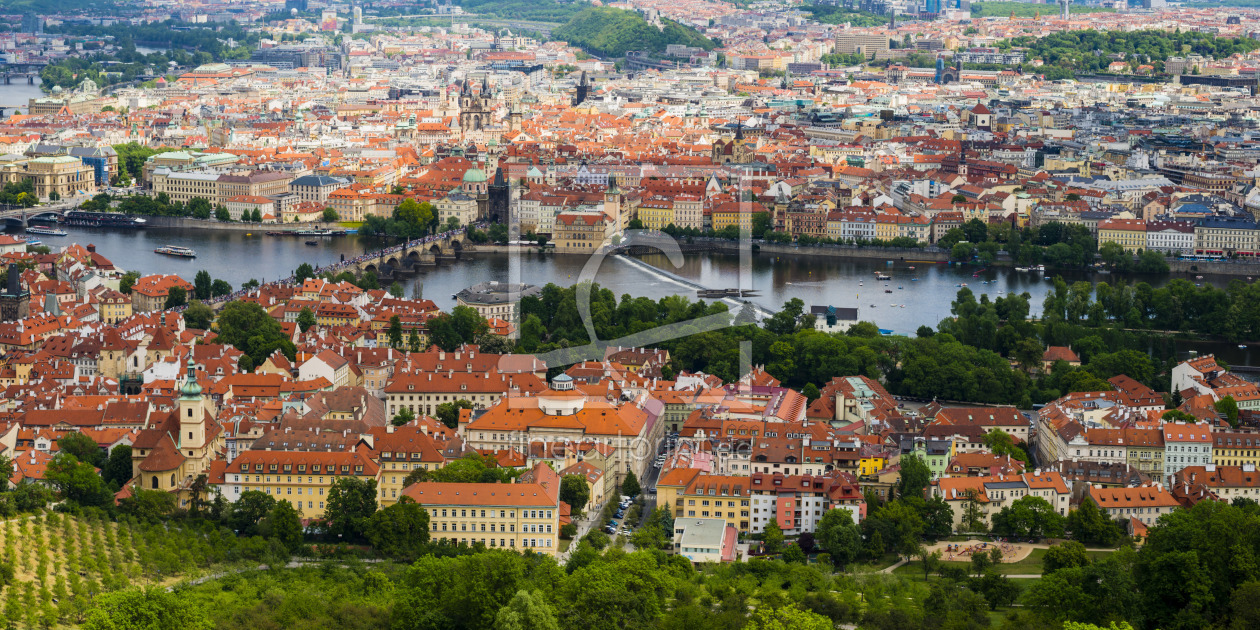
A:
0 208 65 228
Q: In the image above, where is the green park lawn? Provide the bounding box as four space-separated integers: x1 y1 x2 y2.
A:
893 546 1114 577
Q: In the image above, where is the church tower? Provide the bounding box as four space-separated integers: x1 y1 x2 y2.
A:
604 173 622 226
509 102 522 133
572 71 589 107
488 164 510 224
0 264 29 322
178 357 207 450
459 78 491 138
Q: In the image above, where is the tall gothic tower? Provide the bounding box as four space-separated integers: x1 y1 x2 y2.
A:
459 77 491 137
572 71 589 107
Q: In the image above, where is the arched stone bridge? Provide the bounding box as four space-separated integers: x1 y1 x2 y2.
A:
345 231 473 278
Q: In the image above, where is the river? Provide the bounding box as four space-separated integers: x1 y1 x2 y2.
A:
0 77 44 115
19 224 1260 367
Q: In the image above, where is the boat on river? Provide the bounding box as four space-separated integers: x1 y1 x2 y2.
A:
155 245 196 258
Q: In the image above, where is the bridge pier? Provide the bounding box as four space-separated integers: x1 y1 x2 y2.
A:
27 75 33 85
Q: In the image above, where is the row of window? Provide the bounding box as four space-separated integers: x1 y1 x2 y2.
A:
434 536 551 549
434 522 552 533
686 511 747 519
233 475 352 484
685 499 748 507
435 508 552 519
239 462 359 474
232 485 326 497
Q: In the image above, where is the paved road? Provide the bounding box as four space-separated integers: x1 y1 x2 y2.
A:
556 497 609 563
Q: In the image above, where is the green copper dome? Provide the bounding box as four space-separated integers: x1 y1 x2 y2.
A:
179 357 202 399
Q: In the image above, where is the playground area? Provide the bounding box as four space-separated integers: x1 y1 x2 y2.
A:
927 538 1033 563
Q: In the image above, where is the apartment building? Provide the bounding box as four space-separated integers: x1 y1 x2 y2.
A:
367 425 446 507
129 275 196 313
151 169 293 206
1097 217 1148 253
215 445 381 519
656 468 752 533
1083 482 1179 527
402 462 562 555
932 471 1071 530
385 370 547 417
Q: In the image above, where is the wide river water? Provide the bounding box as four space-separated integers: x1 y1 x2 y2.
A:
28 223 1251 329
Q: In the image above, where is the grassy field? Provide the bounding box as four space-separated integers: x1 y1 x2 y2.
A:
893 546 1115 576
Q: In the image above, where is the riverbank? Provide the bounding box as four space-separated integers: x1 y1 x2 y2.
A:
137 216 346 233
484 240 1260 279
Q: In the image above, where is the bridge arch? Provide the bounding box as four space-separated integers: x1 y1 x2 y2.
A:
363 263 379 274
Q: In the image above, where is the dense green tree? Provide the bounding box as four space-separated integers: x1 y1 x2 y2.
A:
865 500 926 556
262 499 304 553
392 407 416 427
82 587 210 630
119 271 140 294
495 589 560 630
1066 497 1125 547
365 496 430 560
897 455 931 499
434 400 474 428
296 306 315 332
295 262 315 283
982 429 1030 464
1216 395 1240 427
193 270 212 300
323 477 379 542
744 604 831 630
183 301 213 330
815 508 861 570
560 475 591 514
118 488 177 523
45 453 112 507
188 197 212 220
991 495 1065 539
215 301 298 366
163 286 187 309
388 315 404 349
621 470 641 497
1044 540 1091 575
11 483 51 512
763 520 784 554
230 490 277 537
58 431 105 467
